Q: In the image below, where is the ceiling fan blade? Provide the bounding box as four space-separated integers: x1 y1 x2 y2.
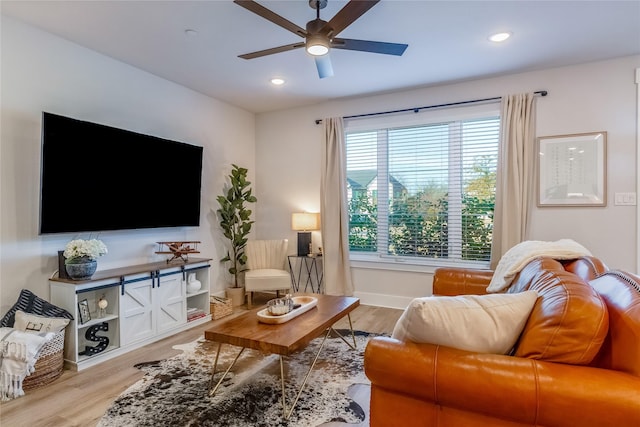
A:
315 55 334 79
332 38 408 56
239 42 305 59
234 0 306 38
321 0 379 37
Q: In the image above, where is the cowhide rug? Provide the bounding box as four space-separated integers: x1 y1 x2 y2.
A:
97 330 378 427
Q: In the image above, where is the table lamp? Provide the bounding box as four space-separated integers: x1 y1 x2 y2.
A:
291 212 320 256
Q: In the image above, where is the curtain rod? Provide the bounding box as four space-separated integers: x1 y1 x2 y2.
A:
314 90 548 125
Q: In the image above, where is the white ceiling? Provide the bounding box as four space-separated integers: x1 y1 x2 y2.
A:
2 0 639 113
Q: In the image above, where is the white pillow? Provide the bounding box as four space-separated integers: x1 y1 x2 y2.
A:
391 290 538 354
14 310 70 334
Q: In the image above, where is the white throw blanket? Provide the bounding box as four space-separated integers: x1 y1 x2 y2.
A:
487 239 592 293
0 327 53 401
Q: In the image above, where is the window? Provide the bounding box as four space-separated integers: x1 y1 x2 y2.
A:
345 105 500 265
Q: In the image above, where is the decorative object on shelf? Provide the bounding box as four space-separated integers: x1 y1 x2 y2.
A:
97 295 108 318
186 273 202 294
65 258 98 281
78 299 91 324
63 238 108 280
79 322 109 356
57 250 70 279
155 241 201 263
217 164 257 300
209 296 233 320
186 307 206 322
291 212 320 256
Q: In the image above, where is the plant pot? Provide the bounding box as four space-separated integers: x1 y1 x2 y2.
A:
226 286 246 307
65 257 97 281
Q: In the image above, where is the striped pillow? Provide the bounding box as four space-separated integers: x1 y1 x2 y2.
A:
0 289 73 327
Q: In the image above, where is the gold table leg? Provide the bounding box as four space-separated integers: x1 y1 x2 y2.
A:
208 313 358 419
282 328 332 419
281 314 358 419
279 356 287 418
208 344 246 397
329 313 358 350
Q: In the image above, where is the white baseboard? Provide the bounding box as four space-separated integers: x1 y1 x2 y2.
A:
354 291 413 310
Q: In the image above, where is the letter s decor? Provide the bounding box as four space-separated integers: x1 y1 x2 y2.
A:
79 321 110 356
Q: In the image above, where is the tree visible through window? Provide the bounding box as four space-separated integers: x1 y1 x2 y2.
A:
346 116 499 264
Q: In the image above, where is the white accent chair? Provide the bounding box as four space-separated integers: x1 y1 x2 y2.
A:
244 239 291 309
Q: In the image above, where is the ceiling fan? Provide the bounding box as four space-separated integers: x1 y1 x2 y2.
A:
234 0 408 79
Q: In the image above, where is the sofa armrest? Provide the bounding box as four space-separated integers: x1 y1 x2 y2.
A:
364 337 640 426
432 267 493 296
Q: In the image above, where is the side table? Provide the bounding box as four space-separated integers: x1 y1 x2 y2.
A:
288 254 323 293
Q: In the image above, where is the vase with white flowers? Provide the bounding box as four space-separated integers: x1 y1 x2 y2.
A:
63 239 108 280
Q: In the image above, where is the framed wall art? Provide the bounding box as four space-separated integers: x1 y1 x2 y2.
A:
537 131 607 207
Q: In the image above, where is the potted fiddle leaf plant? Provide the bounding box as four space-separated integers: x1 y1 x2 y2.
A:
217 164 257 306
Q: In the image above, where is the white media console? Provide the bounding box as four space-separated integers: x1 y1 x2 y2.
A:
50 258 212 371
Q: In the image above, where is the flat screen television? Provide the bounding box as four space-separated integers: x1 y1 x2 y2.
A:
39 112 204 234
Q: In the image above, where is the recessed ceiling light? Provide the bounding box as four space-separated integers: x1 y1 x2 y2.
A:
489 32 511 43
184 29 198 37
270 78 285 85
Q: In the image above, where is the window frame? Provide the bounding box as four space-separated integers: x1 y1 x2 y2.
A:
344 102 501 269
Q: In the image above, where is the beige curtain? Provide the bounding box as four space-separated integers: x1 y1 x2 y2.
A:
320 117 354 296
490 93 537 268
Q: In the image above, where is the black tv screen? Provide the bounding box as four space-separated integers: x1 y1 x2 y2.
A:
39 112 204 234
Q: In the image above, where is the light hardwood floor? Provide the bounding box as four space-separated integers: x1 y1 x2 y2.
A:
0 293 403 427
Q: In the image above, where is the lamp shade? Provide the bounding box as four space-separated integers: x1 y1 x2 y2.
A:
291 212 320 231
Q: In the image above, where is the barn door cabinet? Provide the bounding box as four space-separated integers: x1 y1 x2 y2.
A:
50 258 211 371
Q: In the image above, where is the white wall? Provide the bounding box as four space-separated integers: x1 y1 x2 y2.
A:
256 55 640 308
0 16 255 314
2 15 638 314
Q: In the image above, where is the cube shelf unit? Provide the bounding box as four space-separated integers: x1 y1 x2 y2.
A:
50 257 212 371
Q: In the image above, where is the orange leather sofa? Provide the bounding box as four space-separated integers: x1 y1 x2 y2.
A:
364 256 640 426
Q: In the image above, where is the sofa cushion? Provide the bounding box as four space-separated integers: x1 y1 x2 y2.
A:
14 310 70 334
513 269 608 365
508 257 566 294
391 290 538 354
245 269 291 292
0 289 74 327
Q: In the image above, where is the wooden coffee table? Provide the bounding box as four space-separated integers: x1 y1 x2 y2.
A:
204 293 360 419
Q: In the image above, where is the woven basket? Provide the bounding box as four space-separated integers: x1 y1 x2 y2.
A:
23 329 65 391
210 297 233 320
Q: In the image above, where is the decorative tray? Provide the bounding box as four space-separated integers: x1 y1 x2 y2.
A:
257 296 318 324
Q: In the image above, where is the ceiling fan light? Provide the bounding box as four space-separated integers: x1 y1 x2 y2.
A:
307 44 329 56
489 32 512 42
306 34 330 56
